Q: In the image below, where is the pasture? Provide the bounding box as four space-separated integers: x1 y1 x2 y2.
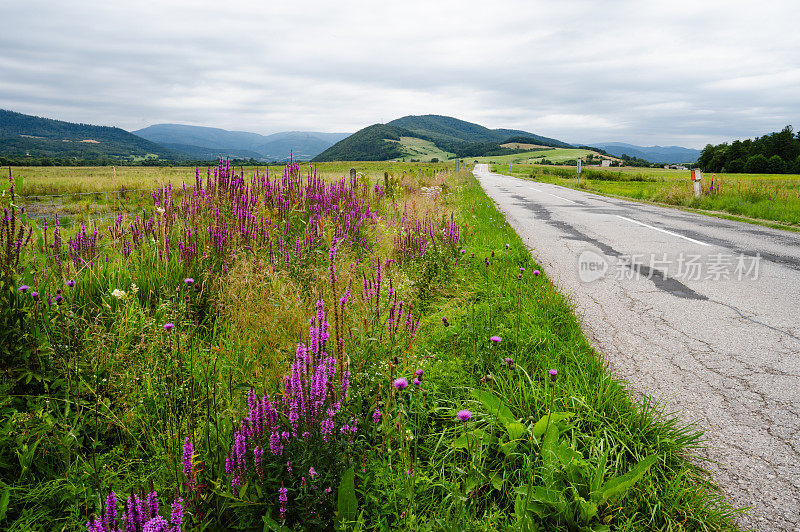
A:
472 148 606 165
0 161 739 530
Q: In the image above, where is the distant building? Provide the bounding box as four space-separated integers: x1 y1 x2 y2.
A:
600 159 612 167
663 164 688 170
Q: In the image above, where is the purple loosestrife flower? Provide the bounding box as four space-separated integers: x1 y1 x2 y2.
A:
278 486 288 519
457 410 472 421
142 515 168 532
170 497 184 527
147 491 159 519
309 466 318 478
490 336 502 343
163 323 174 331
182 437 194 487
393 377 408 390
372 408 381 423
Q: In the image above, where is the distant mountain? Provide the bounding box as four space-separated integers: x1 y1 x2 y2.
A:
133 124 349 161
388 115 572 148
313 115 573 162
0 109 179 161
591 142 701 164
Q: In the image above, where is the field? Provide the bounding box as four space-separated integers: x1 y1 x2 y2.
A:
492 163 800 227
0 161 740 530
472 148 610 165
388 137 455 162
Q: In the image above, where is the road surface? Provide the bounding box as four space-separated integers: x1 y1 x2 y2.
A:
473 164 800 531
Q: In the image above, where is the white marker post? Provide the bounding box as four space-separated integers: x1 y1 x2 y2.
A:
691 169 702 197
577 158 582 176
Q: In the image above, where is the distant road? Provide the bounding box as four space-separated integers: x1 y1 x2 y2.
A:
474 164 800 531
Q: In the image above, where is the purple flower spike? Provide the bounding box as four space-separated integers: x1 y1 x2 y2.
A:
393 377 408 390
163 322 174 330
490 336 502 343
457 409 472 421
66 279 76 287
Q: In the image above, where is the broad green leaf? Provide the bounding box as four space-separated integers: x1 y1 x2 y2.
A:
472 389 515 424
0 485 9 522
590 448 609 498
337 466 357 525
530 412 573 440
554 441 581 467
514 487 545 518
576 497 599 522
499 438 518 456
599 455 658 504
505 421 527 440
451 429 495 449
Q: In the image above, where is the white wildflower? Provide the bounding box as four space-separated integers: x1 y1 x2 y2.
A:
112 289 126 300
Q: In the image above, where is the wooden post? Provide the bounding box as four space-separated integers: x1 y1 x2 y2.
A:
350 168 356 187
384 171 389 190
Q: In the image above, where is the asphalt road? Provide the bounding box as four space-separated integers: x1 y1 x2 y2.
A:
473 164 800 531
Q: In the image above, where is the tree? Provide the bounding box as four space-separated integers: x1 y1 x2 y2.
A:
726 159 745 173
767 154 786 174
744 154 770 173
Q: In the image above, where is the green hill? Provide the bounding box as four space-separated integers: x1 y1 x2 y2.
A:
0 109 181 162
312 114 573 162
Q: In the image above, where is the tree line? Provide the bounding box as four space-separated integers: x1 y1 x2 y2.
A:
698 126 800 174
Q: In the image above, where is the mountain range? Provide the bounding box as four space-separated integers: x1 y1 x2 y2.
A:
0 109 702 164
132 124 349 161
590 142 701 164
0 109 178 161
312 114 573 162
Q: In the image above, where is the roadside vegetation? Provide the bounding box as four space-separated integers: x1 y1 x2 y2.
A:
1 160 740 530
493 163 800 227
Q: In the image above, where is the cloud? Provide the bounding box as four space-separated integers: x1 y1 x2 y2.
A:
1 0 798 148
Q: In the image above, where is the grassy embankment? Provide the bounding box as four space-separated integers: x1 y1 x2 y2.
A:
0 162 740 530
473 148 611 165
492 163 800 228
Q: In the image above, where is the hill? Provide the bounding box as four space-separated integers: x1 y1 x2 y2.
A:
591 142 701 164
133 124 349 161
313 115 573 162
0 109 180 162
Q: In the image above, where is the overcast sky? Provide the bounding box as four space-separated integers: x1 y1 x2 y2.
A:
1 0 798 148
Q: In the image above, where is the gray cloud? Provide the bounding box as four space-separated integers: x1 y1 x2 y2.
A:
1 0 798 148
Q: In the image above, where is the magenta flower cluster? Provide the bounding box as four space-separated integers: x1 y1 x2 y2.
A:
85 491 183 532
225 300 354 496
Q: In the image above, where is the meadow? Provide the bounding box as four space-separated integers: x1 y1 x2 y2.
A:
492 163 800 227
472 148 605 165
0 160 741 530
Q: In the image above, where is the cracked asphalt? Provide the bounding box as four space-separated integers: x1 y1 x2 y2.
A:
474 164 800 531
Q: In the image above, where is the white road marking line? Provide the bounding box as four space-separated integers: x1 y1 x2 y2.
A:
527 186 576 204
547 192 576 204
616 215 711 246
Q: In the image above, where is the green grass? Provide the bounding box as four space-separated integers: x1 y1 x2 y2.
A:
492 163 800 227
472 148 605 165
0 162 741 530
390 136 455 162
